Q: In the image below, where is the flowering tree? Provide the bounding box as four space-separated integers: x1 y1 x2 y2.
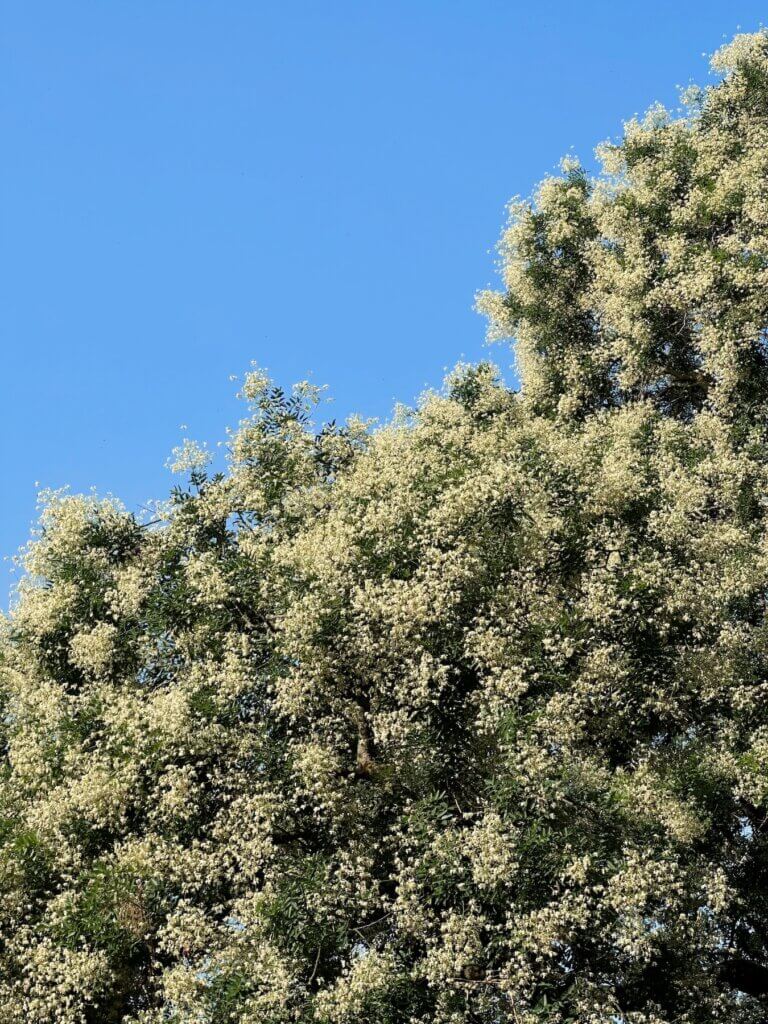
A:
4 31 768 1024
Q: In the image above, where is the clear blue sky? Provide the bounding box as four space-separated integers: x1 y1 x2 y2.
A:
2 2 765 603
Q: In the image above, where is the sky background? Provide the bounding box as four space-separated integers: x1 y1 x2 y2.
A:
2 1 766 604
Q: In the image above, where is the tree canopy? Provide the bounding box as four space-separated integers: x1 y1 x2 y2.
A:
4 31 768 1024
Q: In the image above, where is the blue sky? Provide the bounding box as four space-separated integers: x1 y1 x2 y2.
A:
2 2 765 603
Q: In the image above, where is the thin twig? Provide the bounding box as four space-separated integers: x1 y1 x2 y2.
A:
308 944 322 984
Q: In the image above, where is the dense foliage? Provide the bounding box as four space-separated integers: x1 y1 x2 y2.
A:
4 31 768 1024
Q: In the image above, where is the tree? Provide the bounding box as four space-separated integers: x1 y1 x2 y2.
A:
3 30 768 1024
